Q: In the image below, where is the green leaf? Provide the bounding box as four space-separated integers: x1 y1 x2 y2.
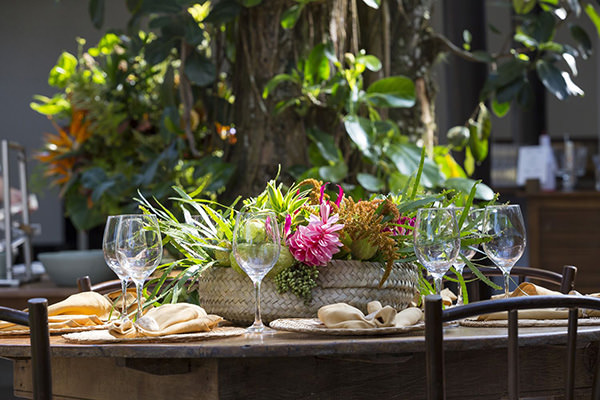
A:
281 4 303 29
536 59 569 100
443 178 495 201
357 173 384 192
204 0 242 24
570 24 592 59
492 98 511 117
306 43 330 84
343 115 372 153
263 74 297 98
467 114 489 163
585 4 600 38
513 0 536 14
48 52 77 88
464 147 475 176
386 143 444 188
356 55 382 72
366 76 415 108
447 126 470 150
318 162 348 183
308 128 340 163
30 95 70 116
184 51 216 86
145 37 175 65
361 0 380 9
89 0 105 29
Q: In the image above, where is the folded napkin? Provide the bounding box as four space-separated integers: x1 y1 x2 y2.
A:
478 282 600 321
318 301 423 329
0 292 117 331
108 303 223 338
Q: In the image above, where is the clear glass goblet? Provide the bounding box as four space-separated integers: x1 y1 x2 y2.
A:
102 215 131 321
482 204 526 298
414 207 460 296
232 208 280 333
452 207 485 306
116 214 162 321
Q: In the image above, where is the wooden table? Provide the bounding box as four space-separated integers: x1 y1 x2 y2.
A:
2 324 600 399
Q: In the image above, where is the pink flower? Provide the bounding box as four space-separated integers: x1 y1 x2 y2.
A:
287 203 344 267
396 216 416 235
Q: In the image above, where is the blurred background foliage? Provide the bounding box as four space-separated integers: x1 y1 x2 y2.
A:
32 0 600 230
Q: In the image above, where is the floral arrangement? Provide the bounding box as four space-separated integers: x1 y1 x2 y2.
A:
138 153 494 305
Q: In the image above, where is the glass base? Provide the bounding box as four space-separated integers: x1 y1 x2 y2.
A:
246 322 275 334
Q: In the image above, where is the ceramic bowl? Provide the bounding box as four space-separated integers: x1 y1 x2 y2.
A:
38 249 115 287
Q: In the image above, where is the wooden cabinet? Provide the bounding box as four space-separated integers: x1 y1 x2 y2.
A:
526 191 600 294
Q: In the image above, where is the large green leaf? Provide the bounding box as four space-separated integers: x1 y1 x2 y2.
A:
343 115 372 153
361 0 380 9
443 178 495 201
30 95 70 116
184 51 216 86
357 173 384 192
386 143 444 188
319 162 348 183
356 55 382 72
306 43 330 84
281 4 303 29
145 37 176 65
570 24 592 59
204 0 242 24
366 76 415 108
48 52 77 88
585 4 600 38
308 128 340 163
536 59 569 100
513 0 536 14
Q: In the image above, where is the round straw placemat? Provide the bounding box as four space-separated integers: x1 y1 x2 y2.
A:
269 318 424 336
0 324 109 336
61 326 246 344
460 317 600 328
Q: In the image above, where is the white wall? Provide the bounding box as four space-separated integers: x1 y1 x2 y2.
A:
0 0 128 246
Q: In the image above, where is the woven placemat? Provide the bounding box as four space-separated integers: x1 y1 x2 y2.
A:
460 317 600 328
61 326 246 344
0 324 109 336
269 318 425 336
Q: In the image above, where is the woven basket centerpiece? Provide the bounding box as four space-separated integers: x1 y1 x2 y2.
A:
197 259 420 324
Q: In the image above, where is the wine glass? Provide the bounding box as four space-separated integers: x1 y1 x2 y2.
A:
452 208 485 306
413 208 460 296
482 204 526 298
115 214 162 321
102 215 131 321
232 208 280 333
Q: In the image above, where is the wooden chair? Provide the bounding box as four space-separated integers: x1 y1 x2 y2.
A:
459 265 577 301
0 298 52 400
425 294 600 400
77 275 121 294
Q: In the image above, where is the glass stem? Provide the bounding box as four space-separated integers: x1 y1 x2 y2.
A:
455 265 464 306
434 276 443 296
503 272 511 298
253 280 263 328
135 280 143 321
120 278 128 320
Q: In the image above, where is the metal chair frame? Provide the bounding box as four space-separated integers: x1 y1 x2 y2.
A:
425 294 600 400
0 298 51 399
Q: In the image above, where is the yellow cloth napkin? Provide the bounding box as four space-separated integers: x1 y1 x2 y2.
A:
108 303 223 338
0 291 116 331
318 301 423 329
478 282 600 321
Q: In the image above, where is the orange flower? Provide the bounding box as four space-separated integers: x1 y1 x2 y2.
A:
35 108 92 192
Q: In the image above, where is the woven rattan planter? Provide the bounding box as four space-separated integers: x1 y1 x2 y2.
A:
197 259 420 324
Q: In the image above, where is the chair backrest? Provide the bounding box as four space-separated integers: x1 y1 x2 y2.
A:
0 298 52 400
77 275 121 294
459 265 577 301
424 294 600 400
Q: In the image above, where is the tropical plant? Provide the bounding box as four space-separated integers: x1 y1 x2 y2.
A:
32 33 234 231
